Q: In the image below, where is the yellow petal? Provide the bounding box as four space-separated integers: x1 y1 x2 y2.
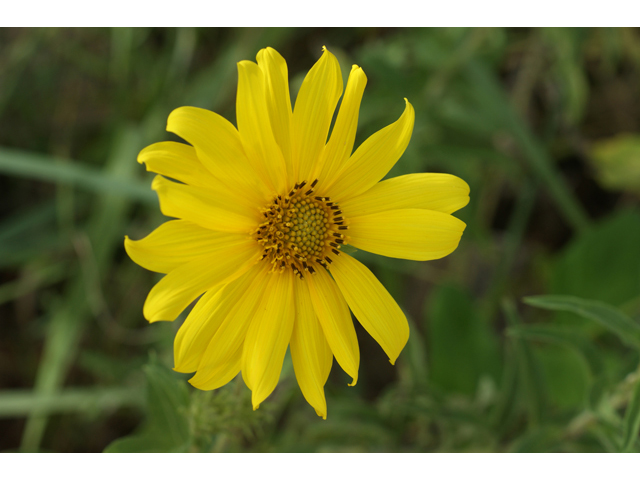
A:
292 46 343 183
137 141 216 189
325 99 415 202
242 270 295 410
191 351 242 392
257 47 294 180
184 263 271 387
237 60 288 193
152 175 260 234
306 267 359 386
166 106 266 202
290 277 333 419
330 253 409 364
347 208 466 261
124 220 234 274
143 235 261 322
315 65 367 186
341 173 470 218
173 284 225 374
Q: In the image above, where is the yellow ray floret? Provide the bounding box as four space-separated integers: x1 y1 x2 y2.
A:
125 46 469 418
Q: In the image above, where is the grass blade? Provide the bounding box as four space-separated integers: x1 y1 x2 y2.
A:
523 295 640 349
464 60 591 233
19 126 145 451
502 298 546 428
621 379 640 452
0 387 143 418
0 147 156 205
507 324 605 376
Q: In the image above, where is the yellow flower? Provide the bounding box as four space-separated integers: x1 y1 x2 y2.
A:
125 46 469 419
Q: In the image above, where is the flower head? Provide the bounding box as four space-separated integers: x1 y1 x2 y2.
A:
125 46 469 418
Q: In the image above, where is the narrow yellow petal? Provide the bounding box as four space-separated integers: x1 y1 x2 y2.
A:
237 60 288 193
292 46 343 183
290 277 333 419
341 173 471 218
124 220 231 274
325 99 415 202
185 263 271 388
191 351 242 391
166 106 266 202
330 254 409 364
173 284 225 373
242 270 295 410
152 175 260 234
142 236 261 322
348 209 466 261
306 267 359 386
257 47 294 180
315 65 367 186
137 141 216 189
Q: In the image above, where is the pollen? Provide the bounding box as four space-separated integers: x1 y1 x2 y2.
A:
255 180 349 278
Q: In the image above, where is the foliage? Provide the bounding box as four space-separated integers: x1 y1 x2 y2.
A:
1 27 640 452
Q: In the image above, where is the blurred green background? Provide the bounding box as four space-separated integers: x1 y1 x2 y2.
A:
1 27 640 453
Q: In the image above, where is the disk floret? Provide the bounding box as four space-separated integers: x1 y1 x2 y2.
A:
255 179 349 278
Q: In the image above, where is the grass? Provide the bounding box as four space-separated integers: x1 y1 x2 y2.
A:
1 27 640 452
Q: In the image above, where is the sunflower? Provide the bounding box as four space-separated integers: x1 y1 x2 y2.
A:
125 46 469 418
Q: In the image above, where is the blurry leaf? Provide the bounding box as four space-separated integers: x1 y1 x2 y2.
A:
0 203 64 268
524 295 640 350
508 324 605 376
490 342 519 434
543 28 589 125
0 262 68 306
463 59 590 233
591 134 640 194
0 202 55 245
391 309 430 394
0 387 143 418
588 377 610 412
508 426 564 452
0 147 156 205
621 379 640 452
103 433 178 453
427 284 501 396
20 126 145 451
534 344 589 409
550 209 640 311
104 362 191 453
502 299 546 425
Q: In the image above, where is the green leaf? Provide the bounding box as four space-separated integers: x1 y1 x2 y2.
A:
591 134 640 194
400 314 429 390
508 426 564 453
427 284 501 395
102 433 182 453
550 210 640 311
20 126 147 452
0 146 156 205
621 379 640 452
104 362 191 453
523 295 640 350
533 344 589 409
502 299 546 426
0 387 143 418
507 324 605 376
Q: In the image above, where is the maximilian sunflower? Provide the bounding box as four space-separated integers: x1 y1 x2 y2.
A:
125 46 469 418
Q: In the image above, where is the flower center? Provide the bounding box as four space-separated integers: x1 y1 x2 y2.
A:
255 179 348 279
